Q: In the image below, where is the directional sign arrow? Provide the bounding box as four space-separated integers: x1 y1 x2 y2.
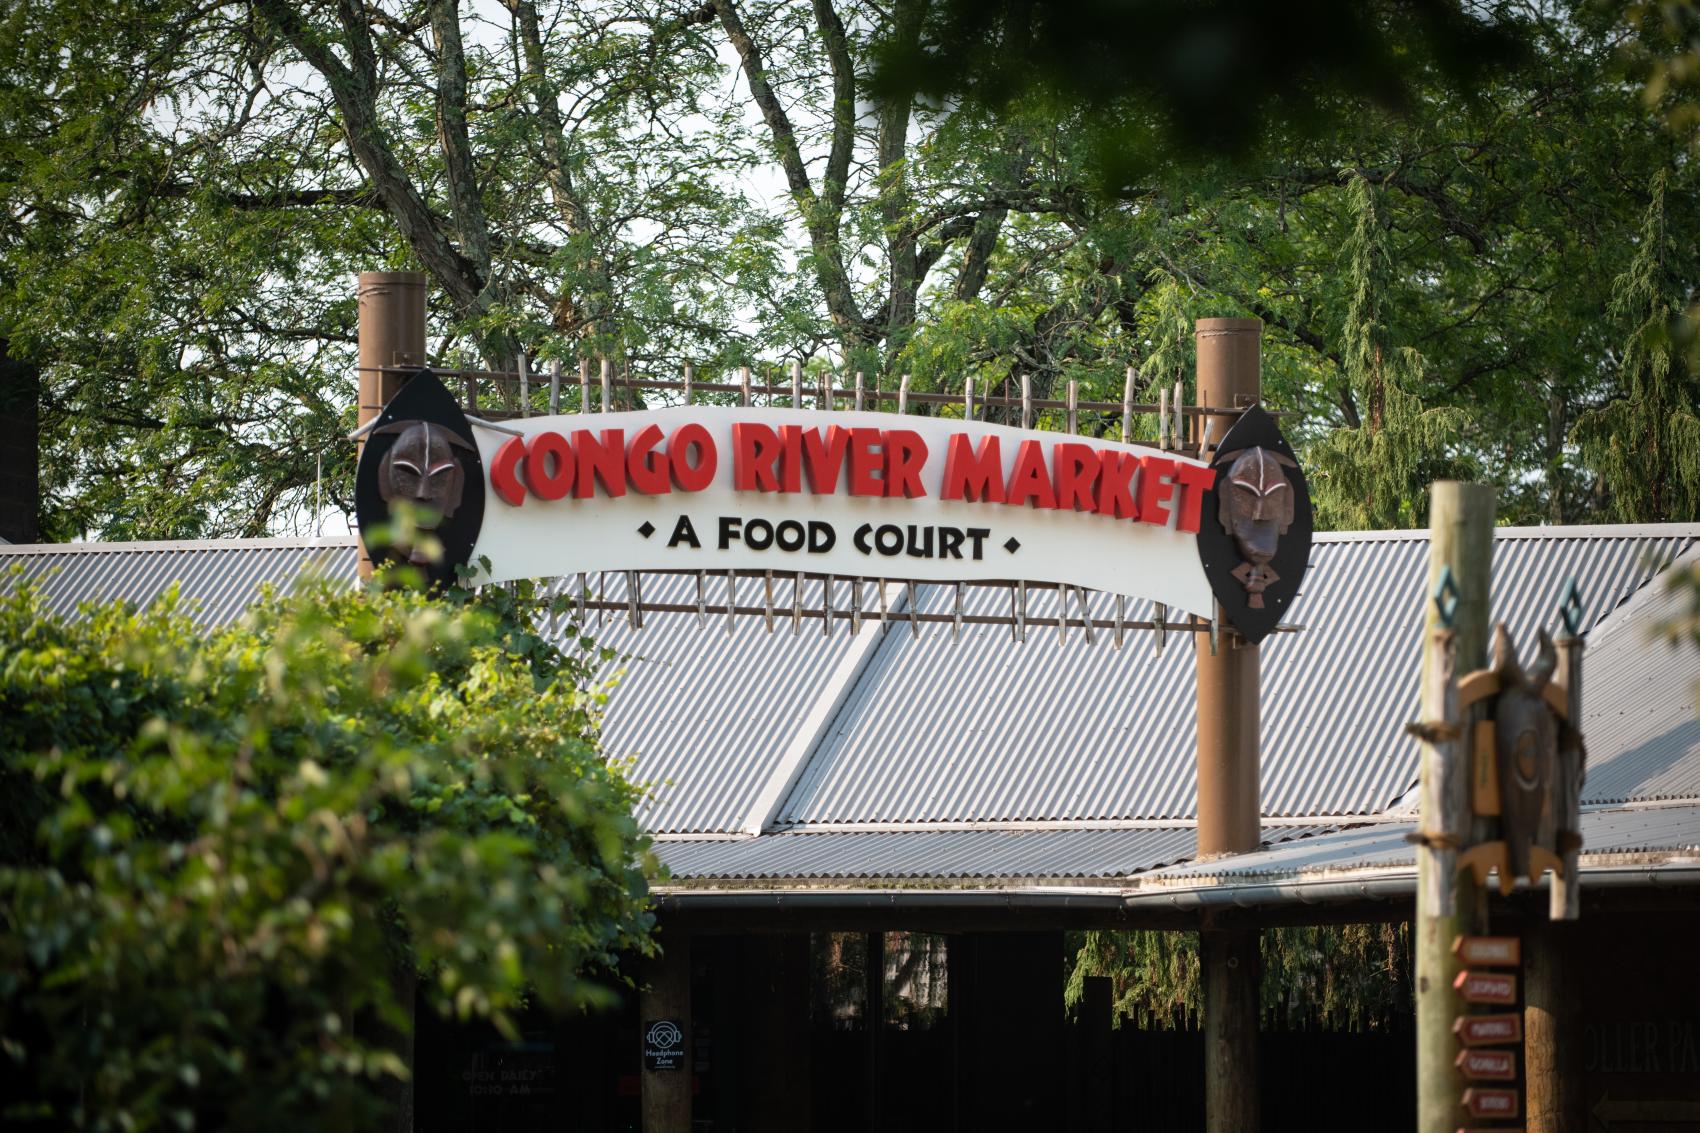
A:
1453 934 1520 967
1454 970 1518 1004
1454 1013 1522 1046
1455 1048 1517 1080
1592 1092 1700 1130
1462 1087 1520 1118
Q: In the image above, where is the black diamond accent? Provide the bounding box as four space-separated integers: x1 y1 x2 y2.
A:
1003 537 1021 554
638 521 656 539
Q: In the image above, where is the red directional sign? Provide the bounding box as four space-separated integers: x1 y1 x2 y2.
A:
1463 1087 1520 1118
1456 1048 1517 1080
1453 935 1521 967
1454 1013 1522 1046
1455 970 1518 1004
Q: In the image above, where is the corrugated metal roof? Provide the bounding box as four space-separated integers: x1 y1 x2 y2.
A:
4 525 1695 849
0 538 359 628
1576 551 1700 805
655 825 1331 882
552 572 863 834
1148 803 1700 883
778 527 1696 826
0 543 860 836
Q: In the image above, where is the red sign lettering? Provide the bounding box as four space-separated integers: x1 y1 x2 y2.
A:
1462 1088 1520 1118
1456 1048 1516 1081
1455 971 1518 1005
1454 1014 1522 1046
1453 935 1520 967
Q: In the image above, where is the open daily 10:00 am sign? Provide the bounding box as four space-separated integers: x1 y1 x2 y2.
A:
470 404 1217 615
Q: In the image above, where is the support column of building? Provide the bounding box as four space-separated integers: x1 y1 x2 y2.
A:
355 270 428 579
1193 317 1264 1133
1524 918 1585 1133
0 338 39 544
641 929 692 1133
743 934 812 1133
351 272 429 1132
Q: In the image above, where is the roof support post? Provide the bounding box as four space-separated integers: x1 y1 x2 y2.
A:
355 271 428 579
1524 917 1585 1133
1193 317 1263 1133
641 927 692 1133
1193 317 1263 858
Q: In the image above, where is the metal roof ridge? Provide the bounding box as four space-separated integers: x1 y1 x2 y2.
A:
1310 521 1700 544
0 536 359 555
6 523 1693 558
1583 542 1700 645
678 815 1395 837
742 581 910 835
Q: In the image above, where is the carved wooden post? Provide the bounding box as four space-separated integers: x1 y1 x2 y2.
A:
1415 481 1496 1133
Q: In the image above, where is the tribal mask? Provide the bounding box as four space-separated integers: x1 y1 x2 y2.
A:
372 420 477 563
1216 446 1297 608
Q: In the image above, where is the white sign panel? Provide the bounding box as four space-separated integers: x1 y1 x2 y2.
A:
468 406 1216 617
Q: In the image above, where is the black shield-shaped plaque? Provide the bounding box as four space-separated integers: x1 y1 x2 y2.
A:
354 369 485 588
1196 404 1312 645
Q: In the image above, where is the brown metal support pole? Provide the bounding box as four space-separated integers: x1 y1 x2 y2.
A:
355 271 428 579
1416 481 1496 1133
349 271 428 1131
1194 317 1263 856
641 929 692 1133
1194 317 1262 1133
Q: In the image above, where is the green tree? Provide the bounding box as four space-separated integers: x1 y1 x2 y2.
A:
0 575 657 1130
1307 174 1469 530
4 0 1696 538
1574 172 1700 523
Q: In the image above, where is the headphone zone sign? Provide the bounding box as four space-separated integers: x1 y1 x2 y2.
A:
642 1019 684 1072
355 371 1312 641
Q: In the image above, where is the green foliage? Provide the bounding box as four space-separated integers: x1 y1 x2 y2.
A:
1615 0 1700 148
1574 173 1700 523
1308 176 1469 530
3 1 1698 535
1066 929 1201 1030
0 575 657 1130
1258 923 1413 1032
1065 924 1413 1032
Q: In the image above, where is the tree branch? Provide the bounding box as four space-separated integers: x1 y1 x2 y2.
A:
812 0 856 218
254 0 484 313
713 0 871 344
429 0 493 281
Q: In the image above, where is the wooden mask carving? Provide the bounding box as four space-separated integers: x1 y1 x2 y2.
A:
373 420 476 563
1215 446 1298 609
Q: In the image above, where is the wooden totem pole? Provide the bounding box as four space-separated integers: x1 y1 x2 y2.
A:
1410 482 1587 1133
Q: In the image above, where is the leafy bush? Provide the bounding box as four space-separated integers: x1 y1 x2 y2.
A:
0 575 657 1130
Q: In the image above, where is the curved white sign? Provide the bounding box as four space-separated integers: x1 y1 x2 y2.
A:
468 406 1216 617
